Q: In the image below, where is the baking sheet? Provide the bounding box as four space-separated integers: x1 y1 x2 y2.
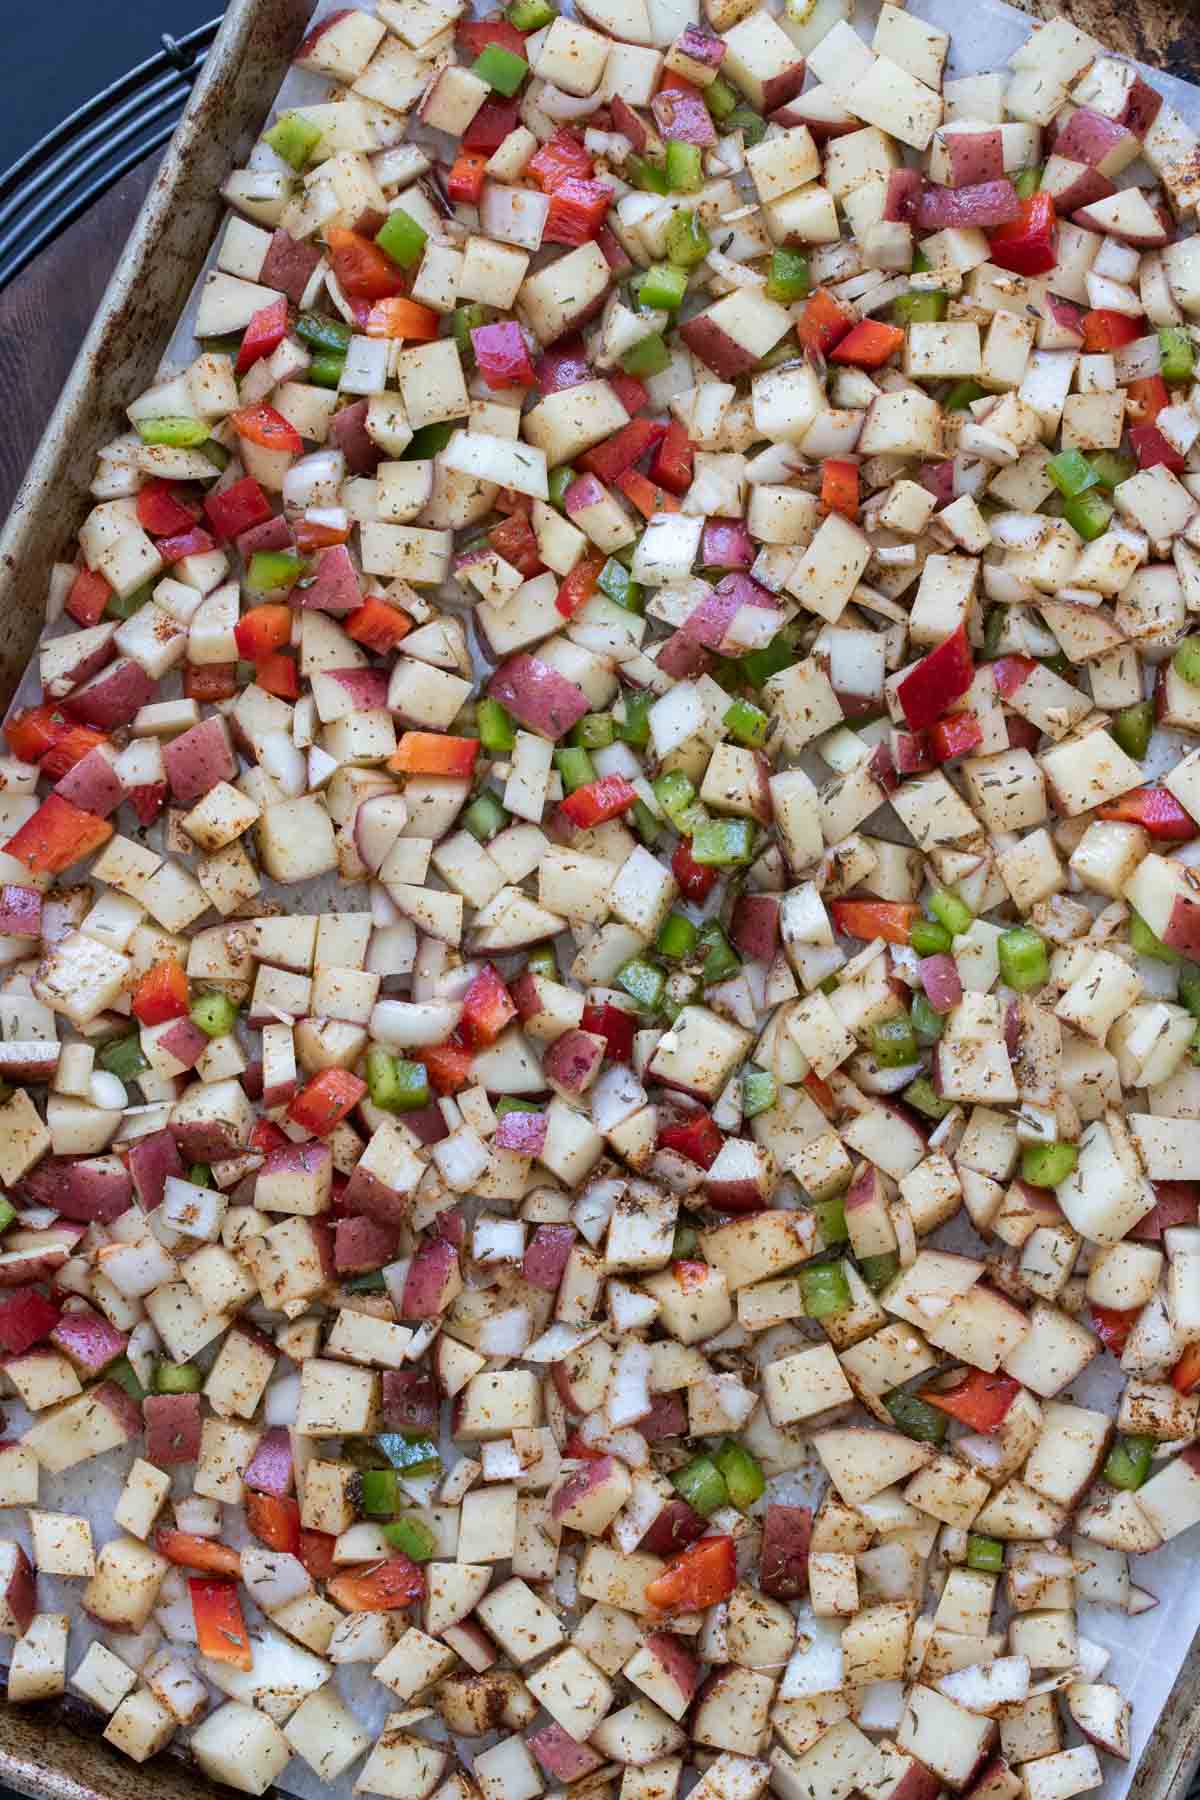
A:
4 1 1200 1798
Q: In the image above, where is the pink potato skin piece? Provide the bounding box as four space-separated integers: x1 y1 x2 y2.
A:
157 1018 209 1071
163 715 236 807
260 229 323 306
143 1392 202 1466
238 513 296 560
64 658 156 731
56 1158 133 1225
640 1391 688 1442
0 1287 61 1356
92 1378 144 1441
523 1223 575 1291
330 399 382 476
245 1425 295 1496
1163 894 1200 958
493 1109 549 1155
1054 107 1138 176
760 1501 812 1599
128 1129 185 1211
3 1544 36 1638
341 1161 412 1226
1041 157 1116 212
334 1214 401 1273
55 749 124 819
0 1042 60 1082
401 1238 460 1320
650 89 717 148
644 1630 701 1704
301 544 364 615
1130 1182 1199 1242
884 167 922 222
50 1304 127 1376
0 1245 70 1286
529 1726 606 1783
731 894 780 960
488 655 590 740
945 128 1003 186
544 1029 605 1096
639 1494 707 1556
679 314 759 379
892 1756 945 1800
381 1369 439 1431
550 1454 617 1522
656 630 714 681
332 667 389 709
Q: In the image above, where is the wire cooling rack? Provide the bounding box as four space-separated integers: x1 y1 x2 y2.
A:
0 19 221 292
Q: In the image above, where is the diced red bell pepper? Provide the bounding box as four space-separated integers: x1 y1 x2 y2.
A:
347 596 412 652
556 555 604 618
580 1001 636 1064
580 417 668 483
545 178 613 245
6 705 103 775
189 1578 252 1670
1130 423 1185 471
645 1534 737 1614
931 709 984 762
898 623 975 730
245 1490 302 1555
460 963 517 1049
5 794 112 875
988 191 1057 276
820 458 859 520
389 732 480 778
326 225 407 300
489 510 544 577
529 131 594 193
66 566 112 627
364 297 440 342
829 319 905 368
991 654 1038 699
288 1068 367 1136
463 98 519 152
234 603 293 662
472 319 537 389
298 1529 337 1581
920 1369 1020 1433
658 1110 723 1169
456 13 527 59
797 288 854 357
420 1038 475 1094
231 404 303 455
250 1118 290 1157
132 959 189 1027
447 151 489 206
608 372 648 417
1093 1305 1139 1358
1125 374 1170 423
204 476 272 541
803 1070 836 1117
828 899 920 946
158 1531 242 1576
650 420 693 496
672 836 717 902
618 469 681 517
326 1554 426 1612
1174 1341 1200 1395
560 775 638 828
257 651 300 699
183 662 238 703
236 295 289 375
1081 308 1142 353
158 526 215 564
136 479 200 537
1098 786 1196 840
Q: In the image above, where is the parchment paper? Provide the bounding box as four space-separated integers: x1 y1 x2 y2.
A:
4 2 1200 1798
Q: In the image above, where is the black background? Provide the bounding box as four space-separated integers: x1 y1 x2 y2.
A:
0 0 217 177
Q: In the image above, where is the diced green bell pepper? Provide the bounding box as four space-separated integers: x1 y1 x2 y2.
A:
859 1251 900 1292
665 141 703 193
1012 166 1042 198
190 991 238 1038
618 957 666 1011
928 888 972 936
1159 326 1195 385
966 1533 1004 1572
714 1438 765 1511
376 208 428 269
136 416 209 448
98 1034 148 1082
247 551 304 593
1130 908 1180 963
801 1260 851 1318
1112 699 1154 761
657 912 699 961
477 697 516 755
764 247 810 304
742 1064 777 1118
472 43 529 94
1103 1434 1153 1490
598 558 642 611
998 926 1049 993
872 1015 918 1068
893 290 948 325
690 818 756 866
673 1454 728 1515
381 1514 438 1559
265 111 323 169
1062 488 1113 542
811 1194 848 1245
884 1390 948 1444
703 74 739 120
615 690 652 747
1047 446 1099 498
697 921 740 984
902 1076 954 1122
910 992 944 1045
723 698 769 747
945 378 986 411
506 0 555 27
1021 1141 1077 1188
154 1361 203 1394
910 918 952 956
463 790 509 842
296 312 353 353
666 208 711 269
620 332 671 377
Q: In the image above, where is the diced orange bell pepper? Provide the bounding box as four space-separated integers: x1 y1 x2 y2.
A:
132 959 189 1027
920 1369 1020 1433
347 596 412 653
245 1491 302 1555
1081 309 1142 353
326 1555 426 1612
234 603 293 662
820 459 860 519
459 964 517 1049
364 296 441 341
257 652 300 700
645 1534 737 1614
157 1530 242 1576
189 1578 252 1670
389 732 480 778
555 555 604 619
327 225 407 301
66 566 113 627
1094 1305 1139 1359
829 320 905 368
802 1070 836 1117
230 404 303 455
446 151 489 206
827 899 919 946
184 663 238 703
1125 374 1170 423
420 1038 474 1095
1098 786 1196 841
617 468 681 518
4 794 112 875
288 1069 367 1136
1173 1340 1200 1394
797 288 854 357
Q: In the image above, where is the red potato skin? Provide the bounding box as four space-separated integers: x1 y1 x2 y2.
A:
731 894 780 961
170 1115 245 1164
3 1544 36 1638
302 545 364 615
679 314 759 379
771 97 858 140
143 1392 203 1465
657 630 715 681
332 667 389 709
892 1756 945 1800
44 1158 133 1225
400 1237 460 1320
529 1726 607 1783
0 1043 60 1082
640 1494 708 1556
1054 107 1137 172
334 1213 401 1272
92 1378 144 1440
704 1176 769 1215
543 1028 606 1096
244 1425 295 1496
128 1129 185 1211
488 655 591 740
549 1453 618 1521
330 399 382 476
0 1287 61 1356
1119 75 1163 137
341 1162 413 1226
65 658 156 731
1163 893 1200 958
50 1304 127 1376
162 716 236 807
260 229 323 305
45 629 117 698
156 1017 209 1071
55 748 124 818
760 1502 812 1599
0 1246 70 1287
644 1630 701 1704
1041 158 1117 213
523 1223 575 1291
238 514 296 560
944 128 1003 186
1130 1182 1200 1242
381 1369 439 1431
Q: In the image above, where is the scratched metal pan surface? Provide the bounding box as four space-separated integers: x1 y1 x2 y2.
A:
1 2 1200 1800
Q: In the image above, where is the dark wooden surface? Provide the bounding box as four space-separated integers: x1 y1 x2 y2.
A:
0 0 1195 523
